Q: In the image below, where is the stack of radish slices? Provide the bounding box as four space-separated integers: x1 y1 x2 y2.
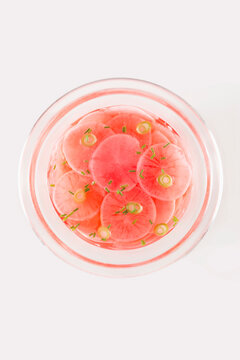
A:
48 106 192 250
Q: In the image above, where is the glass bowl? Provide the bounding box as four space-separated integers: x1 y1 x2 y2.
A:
19 78 223 277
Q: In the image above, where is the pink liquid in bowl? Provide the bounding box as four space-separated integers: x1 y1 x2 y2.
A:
47 106 192 250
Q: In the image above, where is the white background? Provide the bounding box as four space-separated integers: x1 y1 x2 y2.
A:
0 1 239 359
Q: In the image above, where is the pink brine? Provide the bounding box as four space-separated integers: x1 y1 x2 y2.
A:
47 106 192 250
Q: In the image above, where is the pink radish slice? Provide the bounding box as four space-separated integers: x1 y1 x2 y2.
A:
137 143 192 201
48 139 71 193
174 136 192 164
62 122 114 174
67 213 115 247
152 119 190 164
103 106 155 148
79 108 113 125
151 130 169 145
154 122 191 164
67 212 101 234
103 105 156 118
100 186 156 241
154 122 179 145
174 184 192 220
53 171 104 221
154 199 175 224
79 105 134 126
90 134 141 192
155 122 192 166
79 106 153 126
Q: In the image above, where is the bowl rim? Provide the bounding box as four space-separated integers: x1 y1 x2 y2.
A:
19 77 223 277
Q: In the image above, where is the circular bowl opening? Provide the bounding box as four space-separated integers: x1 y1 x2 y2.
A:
19 78 223 277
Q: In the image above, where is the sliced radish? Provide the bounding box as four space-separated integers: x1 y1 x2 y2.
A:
174 184 192 220
62 122 114 174
154 199 175 224
137 143 192 201
102 106 155 147
90 134 141 192
100 186 156 241
79 108 112 125
48 139 71 194
154 122 192 164
104 105 155 121
126 202 143 214
53 171 104 221
154 223 169 236
97 226 111 241
67 212 101 234
151 130 169 145
154 122 179 145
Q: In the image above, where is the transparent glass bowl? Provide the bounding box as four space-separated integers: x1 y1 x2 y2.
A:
19 78 223 277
